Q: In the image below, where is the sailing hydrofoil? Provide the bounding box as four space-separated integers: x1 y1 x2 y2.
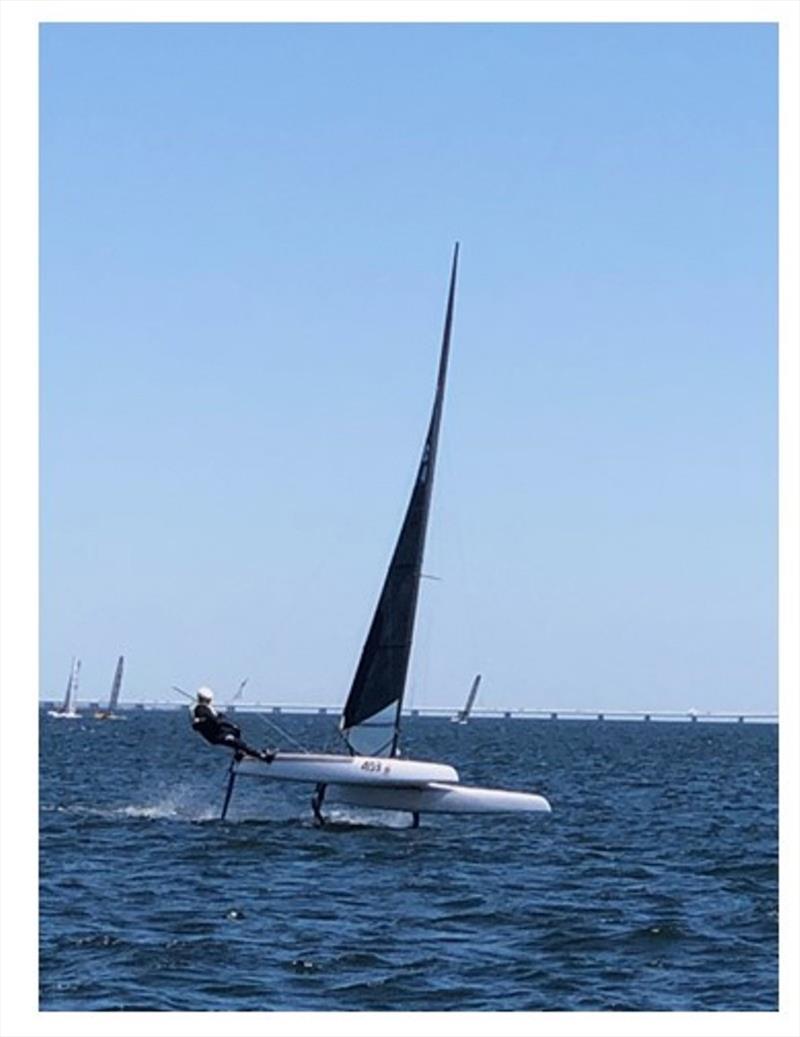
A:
197 246 551 825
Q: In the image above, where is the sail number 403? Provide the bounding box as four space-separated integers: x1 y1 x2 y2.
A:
360 760 384 773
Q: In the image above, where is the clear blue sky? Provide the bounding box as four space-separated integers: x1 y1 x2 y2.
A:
40 22 777 712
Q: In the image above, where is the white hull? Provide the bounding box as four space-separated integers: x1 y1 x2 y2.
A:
327 781 551 814
47 710 80 719
234 751 550 815
236 751 458 786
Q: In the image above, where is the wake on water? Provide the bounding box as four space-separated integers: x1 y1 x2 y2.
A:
46 782 222 824
315 807 417 830
46 786 416 829
40 714 778 1011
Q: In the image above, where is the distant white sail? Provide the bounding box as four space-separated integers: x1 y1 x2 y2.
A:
108 655 124 711
50 657 80 718
452 674 482 724
60 657 75 712
68 659 81 713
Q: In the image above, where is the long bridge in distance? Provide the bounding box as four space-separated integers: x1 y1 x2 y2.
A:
51 701 778 724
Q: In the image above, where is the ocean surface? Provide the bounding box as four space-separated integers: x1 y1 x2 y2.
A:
39 710 778 1012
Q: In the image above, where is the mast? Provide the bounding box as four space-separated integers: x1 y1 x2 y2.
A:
341 244 459 756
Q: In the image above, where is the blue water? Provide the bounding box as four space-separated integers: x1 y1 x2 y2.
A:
40 711 777 1011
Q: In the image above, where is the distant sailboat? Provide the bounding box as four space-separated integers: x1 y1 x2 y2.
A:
227 677 248 713
451 674 482 724
200 246 552 825
94 656 125 719
48 657 81 719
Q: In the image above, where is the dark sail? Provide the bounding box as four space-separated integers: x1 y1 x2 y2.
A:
341 244 459 756
108 655 124 711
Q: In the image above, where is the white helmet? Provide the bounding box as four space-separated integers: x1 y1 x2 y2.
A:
197 686 214 703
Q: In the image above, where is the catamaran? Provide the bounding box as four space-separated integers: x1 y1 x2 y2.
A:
210 245 551 825
48 657 81 719
451 674 482 725
94 655 125 719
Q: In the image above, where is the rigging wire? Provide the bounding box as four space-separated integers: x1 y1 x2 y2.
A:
249 710 312 754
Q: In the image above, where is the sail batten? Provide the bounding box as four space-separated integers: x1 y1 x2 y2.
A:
341 245 459 757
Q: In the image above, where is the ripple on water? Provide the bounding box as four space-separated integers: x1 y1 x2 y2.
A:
39 713 778 1011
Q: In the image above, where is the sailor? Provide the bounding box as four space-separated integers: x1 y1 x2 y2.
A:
190 687 275 761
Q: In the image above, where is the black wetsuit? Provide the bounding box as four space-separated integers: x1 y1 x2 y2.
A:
191 702 265 758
